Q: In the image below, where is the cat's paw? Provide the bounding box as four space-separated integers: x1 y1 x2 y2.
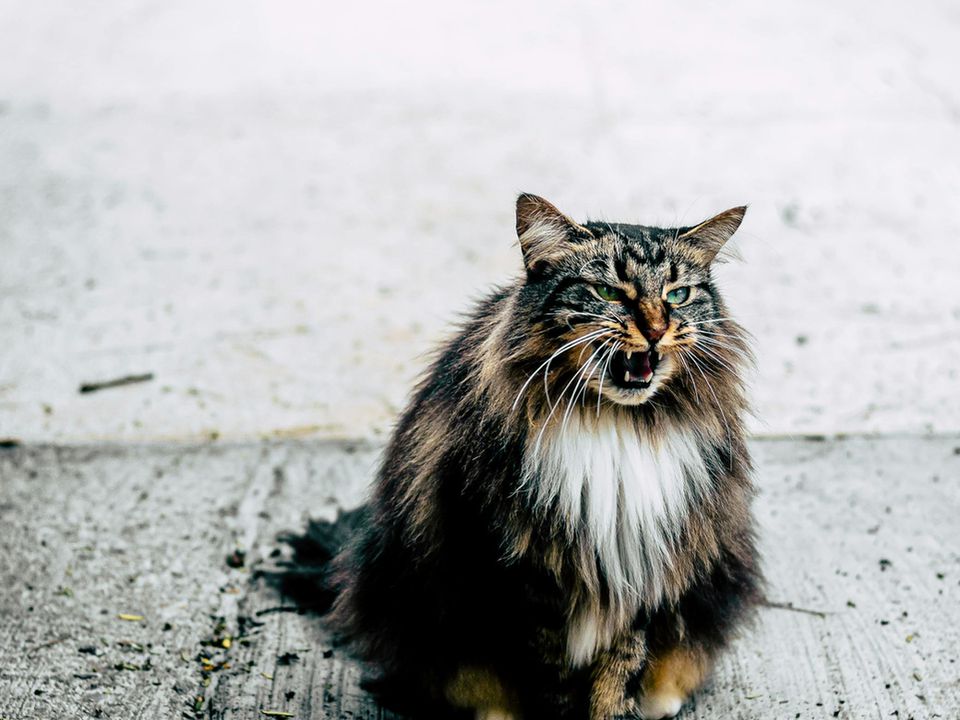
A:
637 691 684 719
475 709 516 720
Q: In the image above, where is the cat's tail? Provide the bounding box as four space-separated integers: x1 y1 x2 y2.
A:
262 505 369 614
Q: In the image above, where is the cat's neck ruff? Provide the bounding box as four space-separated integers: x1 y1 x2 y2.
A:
522 407 711 664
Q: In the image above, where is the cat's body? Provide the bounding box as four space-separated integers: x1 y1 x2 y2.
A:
324 195 762 719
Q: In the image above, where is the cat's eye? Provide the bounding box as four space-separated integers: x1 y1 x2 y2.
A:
594 284 621 302
665 286 691 304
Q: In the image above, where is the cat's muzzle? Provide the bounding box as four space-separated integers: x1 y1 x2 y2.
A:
609 348 659 389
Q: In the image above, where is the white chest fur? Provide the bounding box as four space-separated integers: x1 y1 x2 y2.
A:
523 411 710 666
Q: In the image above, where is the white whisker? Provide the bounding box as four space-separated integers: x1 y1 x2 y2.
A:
683 317 736 327
534 335 616 452
550 331 615 407
685 350 733 463
511 328 612 411
561 339 614 436
673 349 703 405
562 311 625 327
690 338 741 375
596 341 621 417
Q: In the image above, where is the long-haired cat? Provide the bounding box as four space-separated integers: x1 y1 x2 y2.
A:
295 194 762 719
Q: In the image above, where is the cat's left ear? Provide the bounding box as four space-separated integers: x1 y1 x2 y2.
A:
677 206 747 264
516 193 591 276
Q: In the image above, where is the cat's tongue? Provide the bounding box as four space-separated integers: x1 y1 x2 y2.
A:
625 350 654 383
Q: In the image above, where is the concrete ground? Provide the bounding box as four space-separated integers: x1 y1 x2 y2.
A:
1 438 957 719
1 0 959 718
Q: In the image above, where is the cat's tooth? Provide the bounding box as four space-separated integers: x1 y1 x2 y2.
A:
624 371 631 383
626 350 633 359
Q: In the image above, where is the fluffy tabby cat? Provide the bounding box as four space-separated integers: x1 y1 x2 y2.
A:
303 195 762 719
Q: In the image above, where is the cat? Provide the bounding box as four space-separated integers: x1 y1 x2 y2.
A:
294 194 762 719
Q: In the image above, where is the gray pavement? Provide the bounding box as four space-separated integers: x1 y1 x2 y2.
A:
1 0 959 718
1 437 957 719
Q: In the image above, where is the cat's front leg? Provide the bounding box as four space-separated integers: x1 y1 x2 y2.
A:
445 665 521 720
588 631 647 720
475 710 518 720
634 644 710 719
631 557 760 717
588 635 709 720
632 536 762 718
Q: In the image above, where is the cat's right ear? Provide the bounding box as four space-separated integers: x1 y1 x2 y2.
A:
516 193 589 276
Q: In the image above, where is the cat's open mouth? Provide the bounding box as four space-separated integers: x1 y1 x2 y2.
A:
609 348 659 389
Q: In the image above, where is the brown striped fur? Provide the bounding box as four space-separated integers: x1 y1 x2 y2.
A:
314 194 763 719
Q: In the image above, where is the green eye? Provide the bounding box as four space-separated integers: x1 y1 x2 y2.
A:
594 284 621 302
665 286 690 304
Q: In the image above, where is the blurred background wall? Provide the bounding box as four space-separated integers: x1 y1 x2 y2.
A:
2 0 958 444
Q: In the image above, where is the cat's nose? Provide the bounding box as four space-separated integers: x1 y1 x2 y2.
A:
643 325 667 343
636 299 668 344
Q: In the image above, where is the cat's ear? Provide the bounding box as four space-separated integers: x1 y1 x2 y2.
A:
677 206 747 264
516 193 590 275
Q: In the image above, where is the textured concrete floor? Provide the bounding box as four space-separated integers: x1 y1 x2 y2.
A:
1 438 957 719
1 0 959 718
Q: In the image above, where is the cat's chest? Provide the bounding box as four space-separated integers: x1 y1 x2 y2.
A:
523 413 710 661
524 416 709 665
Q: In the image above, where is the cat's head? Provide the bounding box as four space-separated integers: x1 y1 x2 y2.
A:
513 193 748 409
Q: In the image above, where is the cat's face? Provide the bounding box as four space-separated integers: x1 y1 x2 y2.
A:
515 194 745 408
